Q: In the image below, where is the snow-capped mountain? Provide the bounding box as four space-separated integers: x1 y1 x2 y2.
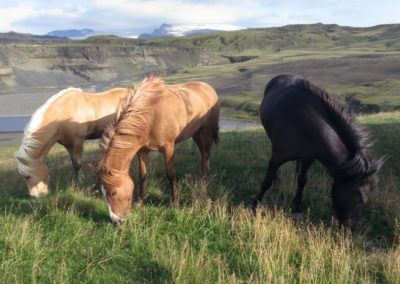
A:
138 23 247 39
46 29 96 39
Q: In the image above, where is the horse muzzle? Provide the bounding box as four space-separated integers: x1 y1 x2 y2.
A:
29 181 49 198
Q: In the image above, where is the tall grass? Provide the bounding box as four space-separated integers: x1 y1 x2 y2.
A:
1 113 400 283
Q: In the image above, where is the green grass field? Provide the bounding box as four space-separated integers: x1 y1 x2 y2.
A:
1 112 400 283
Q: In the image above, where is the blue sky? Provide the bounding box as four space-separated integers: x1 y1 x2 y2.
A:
0 0 399 36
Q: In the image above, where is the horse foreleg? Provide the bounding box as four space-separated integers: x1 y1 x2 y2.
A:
66 140 85 183
292 159 314 214
163 144 177 206
252 156 282 215
137 149 149 205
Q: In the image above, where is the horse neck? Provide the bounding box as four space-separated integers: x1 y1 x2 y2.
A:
104 135 142 174
22 125 59 164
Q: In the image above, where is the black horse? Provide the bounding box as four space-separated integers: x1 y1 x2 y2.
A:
253 74 384 230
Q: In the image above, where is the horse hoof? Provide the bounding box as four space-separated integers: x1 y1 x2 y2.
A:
171 200 179 207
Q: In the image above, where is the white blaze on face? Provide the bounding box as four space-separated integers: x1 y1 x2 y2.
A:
101 185 124 223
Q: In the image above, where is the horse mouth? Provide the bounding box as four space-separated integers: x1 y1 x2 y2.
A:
30 189 48 198
29 182 49 198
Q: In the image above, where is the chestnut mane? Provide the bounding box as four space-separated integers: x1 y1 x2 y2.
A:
94 76 165 175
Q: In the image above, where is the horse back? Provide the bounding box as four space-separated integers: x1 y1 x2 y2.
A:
260 75 348 163
49 88 130 142
146 81 220 145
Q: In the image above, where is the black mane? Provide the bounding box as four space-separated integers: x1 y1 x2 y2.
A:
266 74 379 179
255 74 384 229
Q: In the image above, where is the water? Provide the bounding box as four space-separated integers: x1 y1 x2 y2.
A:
219 119 259 131
0 116 30 132
0 116 259 133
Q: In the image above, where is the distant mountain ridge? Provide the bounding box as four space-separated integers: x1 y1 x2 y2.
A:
46 29 95 39
0 31 70 44
138 23 247 39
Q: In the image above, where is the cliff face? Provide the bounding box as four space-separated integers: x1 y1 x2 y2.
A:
0 44 227 90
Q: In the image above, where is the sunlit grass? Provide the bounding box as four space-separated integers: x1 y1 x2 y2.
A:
1 112 400 282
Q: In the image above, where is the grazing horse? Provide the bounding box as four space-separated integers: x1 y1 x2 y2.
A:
14 87 130 198
91 76 220 223
252 74 383 230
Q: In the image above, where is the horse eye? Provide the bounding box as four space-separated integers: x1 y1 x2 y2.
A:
25 176 30 180
111 190 117 196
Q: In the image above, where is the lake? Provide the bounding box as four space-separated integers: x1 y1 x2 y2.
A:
0 116 259 133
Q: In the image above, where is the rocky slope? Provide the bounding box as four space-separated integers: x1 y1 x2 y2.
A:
0 42 227 90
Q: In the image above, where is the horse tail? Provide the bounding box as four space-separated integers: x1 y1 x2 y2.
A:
212 127 220 146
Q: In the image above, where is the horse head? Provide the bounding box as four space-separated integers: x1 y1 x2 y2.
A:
15 154 49 198
90 163 134 223
331 157 384 230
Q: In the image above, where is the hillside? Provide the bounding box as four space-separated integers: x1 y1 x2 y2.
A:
0 31 70 44
0 43 226 91
1 23 400 117
141 23 400 53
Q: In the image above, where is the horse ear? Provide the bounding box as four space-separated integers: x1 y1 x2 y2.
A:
365 156 385 184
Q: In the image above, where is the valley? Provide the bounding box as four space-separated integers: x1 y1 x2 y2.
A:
1 23 400 120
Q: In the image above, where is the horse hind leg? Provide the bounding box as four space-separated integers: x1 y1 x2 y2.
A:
292 159 314 215
193 128 216 179
65 140 85 184
162 143 178 206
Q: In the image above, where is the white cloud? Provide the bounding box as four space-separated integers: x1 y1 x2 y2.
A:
0 3 89 33
0 4 37 32
0 0 399 35
95 0 249 24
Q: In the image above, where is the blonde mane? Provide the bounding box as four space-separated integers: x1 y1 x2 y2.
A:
14 87 82 175
95 76 165 175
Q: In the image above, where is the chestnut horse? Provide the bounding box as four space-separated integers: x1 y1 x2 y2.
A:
253 74 383 230
14 87 130 198
92 76 220 223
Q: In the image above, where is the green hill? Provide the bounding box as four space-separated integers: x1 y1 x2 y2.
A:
81 23 400 54
2 23 400 118
86 23 400 120
150 24 400 119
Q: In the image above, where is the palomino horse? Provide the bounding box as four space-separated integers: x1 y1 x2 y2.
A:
14 87 130 198
91 76 220 223
253 74 383 230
